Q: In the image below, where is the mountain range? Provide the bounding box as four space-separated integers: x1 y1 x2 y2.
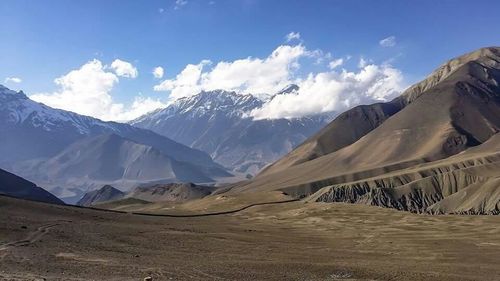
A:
3 47 500 215
0 85 230 202
131 87 333 175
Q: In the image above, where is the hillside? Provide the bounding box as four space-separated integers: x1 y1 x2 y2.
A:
0 168 63 205
231 47 500 214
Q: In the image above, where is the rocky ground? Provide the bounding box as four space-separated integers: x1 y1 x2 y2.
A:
1 195 500 281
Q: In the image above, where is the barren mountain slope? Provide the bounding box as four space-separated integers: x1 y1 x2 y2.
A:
228 47 500 214
263 47 500 175
126 182 214 203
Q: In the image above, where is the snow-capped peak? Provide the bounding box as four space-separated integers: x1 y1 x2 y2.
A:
131 89 264 124
0 84 116 134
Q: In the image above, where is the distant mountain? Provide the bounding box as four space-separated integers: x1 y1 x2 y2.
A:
18 133 216 190
131 87 332 175
233 47 500 215
0 85 231 202
76 185 125 207
77 182 213 207
126 182 214 203
0 168 63 205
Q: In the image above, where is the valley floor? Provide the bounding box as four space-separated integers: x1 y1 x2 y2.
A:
0 195 499 281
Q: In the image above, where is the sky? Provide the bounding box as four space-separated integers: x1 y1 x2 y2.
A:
1 0 499 121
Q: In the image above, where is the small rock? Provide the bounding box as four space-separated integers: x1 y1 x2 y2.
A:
21 225 28 229
144 277 152 281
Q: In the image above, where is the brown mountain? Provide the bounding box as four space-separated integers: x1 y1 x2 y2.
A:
126 182 214 203
231 47 500 214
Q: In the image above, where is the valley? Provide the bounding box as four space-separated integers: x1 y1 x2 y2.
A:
1 4 500 279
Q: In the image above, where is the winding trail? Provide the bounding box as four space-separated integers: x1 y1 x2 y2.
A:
1 194 301 218
0 196 299 259
128 198 301 218
0 220 71 256
71 197 302 217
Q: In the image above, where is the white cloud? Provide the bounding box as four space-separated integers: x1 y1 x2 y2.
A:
152 66 164 79
175 0 188 9
110 59 138 78
154 60 211 99
285 32 301 42
154 45 307 100
152 39 407 120
159 8 165 13
379 36 396 47
250 63 404 119
30 59 165 122
328 58 344 69
4 77 22 83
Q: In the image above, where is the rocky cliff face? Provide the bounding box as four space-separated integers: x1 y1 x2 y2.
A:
308 149 500 215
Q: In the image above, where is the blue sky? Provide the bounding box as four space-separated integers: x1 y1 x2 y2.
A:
1 0 499 121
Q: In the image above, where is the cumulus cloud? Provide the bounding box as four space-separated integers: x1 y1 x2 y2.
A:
154 45 307 100
250 63 404 119
175 0 188 9
4 77 22 83
285 32 301 42
110 59 138 78
30 59 165 122
153 43 406 120
152 66 164 79
154 60 211 99
379 36 396 47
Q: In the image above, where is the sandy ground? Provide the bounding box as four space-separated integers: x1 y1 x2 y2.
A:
1 195 500 281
